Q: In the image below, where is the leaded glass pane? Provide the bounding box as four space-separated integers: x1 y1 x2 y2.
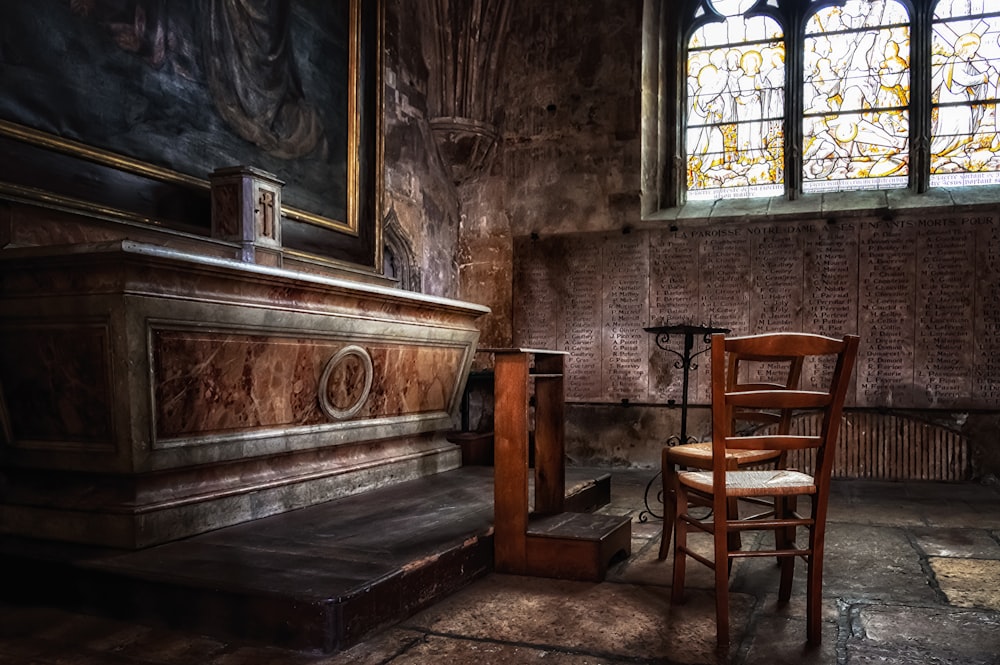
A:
686 2 784 200
802 0 910 193
930 4 1000 187
706 0 758 17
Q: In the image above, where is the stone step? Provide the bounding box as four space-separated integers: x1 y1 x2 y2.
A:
0 466 614 654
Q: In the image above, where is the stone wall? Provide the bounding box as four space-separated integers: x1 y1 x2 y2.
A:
455 0 1000 481
446 1 645 354
383 1 462 300
511 216 1000 481
514 214 1000 411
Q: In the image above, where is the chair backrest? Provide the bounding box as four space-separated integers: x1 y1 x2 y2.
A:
727 344 805 436
710 332 859 486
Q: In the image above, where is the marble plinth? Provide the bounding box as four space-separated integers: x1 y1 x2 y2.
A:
0 240 489 548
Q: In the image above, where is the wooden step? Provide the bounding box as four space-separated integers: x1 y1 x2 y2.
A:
517 512 632 582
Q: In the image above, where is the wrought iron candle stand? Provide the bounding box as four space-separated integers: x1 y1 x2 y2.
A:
638 323 730 522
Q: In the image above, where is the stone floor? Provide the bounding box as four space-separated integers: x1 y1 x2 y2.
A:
2 468 999 665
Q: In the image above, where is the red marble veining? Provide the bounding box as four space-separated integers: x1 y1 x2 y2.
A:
0 235 485 547
153 330 464 438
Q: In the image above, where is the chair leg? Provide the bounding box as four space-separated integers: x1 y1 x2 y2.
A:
714 504 731 647
659 449 676 560
670 484 689 604
775 496 794 603
724 458 742 552
725 496 741 553
806 536 825 645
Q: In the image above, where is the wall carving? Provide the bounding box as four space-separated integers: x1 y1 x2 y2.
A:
382 208 422 292
425 0 511 184
514 213 1000 410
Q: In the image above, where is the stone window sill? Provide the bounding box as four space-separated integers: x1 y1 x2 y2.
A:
641 184 1000 227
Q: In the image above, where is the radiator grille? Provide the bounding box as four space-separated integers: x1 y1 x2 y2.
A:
783 412 970 481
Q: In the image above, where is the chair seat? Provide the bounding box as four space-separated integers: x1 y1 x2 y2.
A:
678 469 817 496
666 442 782 467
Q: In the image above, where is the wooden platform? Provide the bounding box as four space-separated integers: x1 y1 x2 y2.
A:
0 466 615 654
520 512 633 582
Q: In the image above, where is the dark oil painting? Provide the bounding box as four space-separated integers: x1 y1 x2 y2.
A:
0 0 376 262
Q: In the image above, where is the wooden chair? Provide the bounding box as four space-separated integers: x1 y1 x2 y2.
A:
669 332 859 647
658 346 805 560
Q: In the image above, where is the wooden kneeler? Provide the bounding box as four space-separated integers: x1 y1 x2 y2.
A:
487 348 631 582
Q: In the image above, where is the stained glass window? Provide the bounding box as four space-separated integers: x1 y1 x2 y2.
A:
685 0 785 200
676 0 1000 202
802 0 910 193
930 2 1000 187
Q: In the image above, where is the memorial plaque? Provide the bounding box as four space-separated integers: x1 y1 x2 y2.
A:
513 236 561 350
974 214 1000 407
698 229 751 332
562 235 604 401
858 219 916 407
602 233 649 401
749 224 805 387
803 220 858 394
915 217 974 407
695 228 751 402
750 224 804 333
649 229 701 402
512 211 992 410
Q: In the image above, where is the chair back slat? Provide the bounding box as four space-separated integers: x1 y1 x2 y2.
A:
737 381 799 391
723 434 823 451
726 390 832 410
723 332 852 358
726 347 804 438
